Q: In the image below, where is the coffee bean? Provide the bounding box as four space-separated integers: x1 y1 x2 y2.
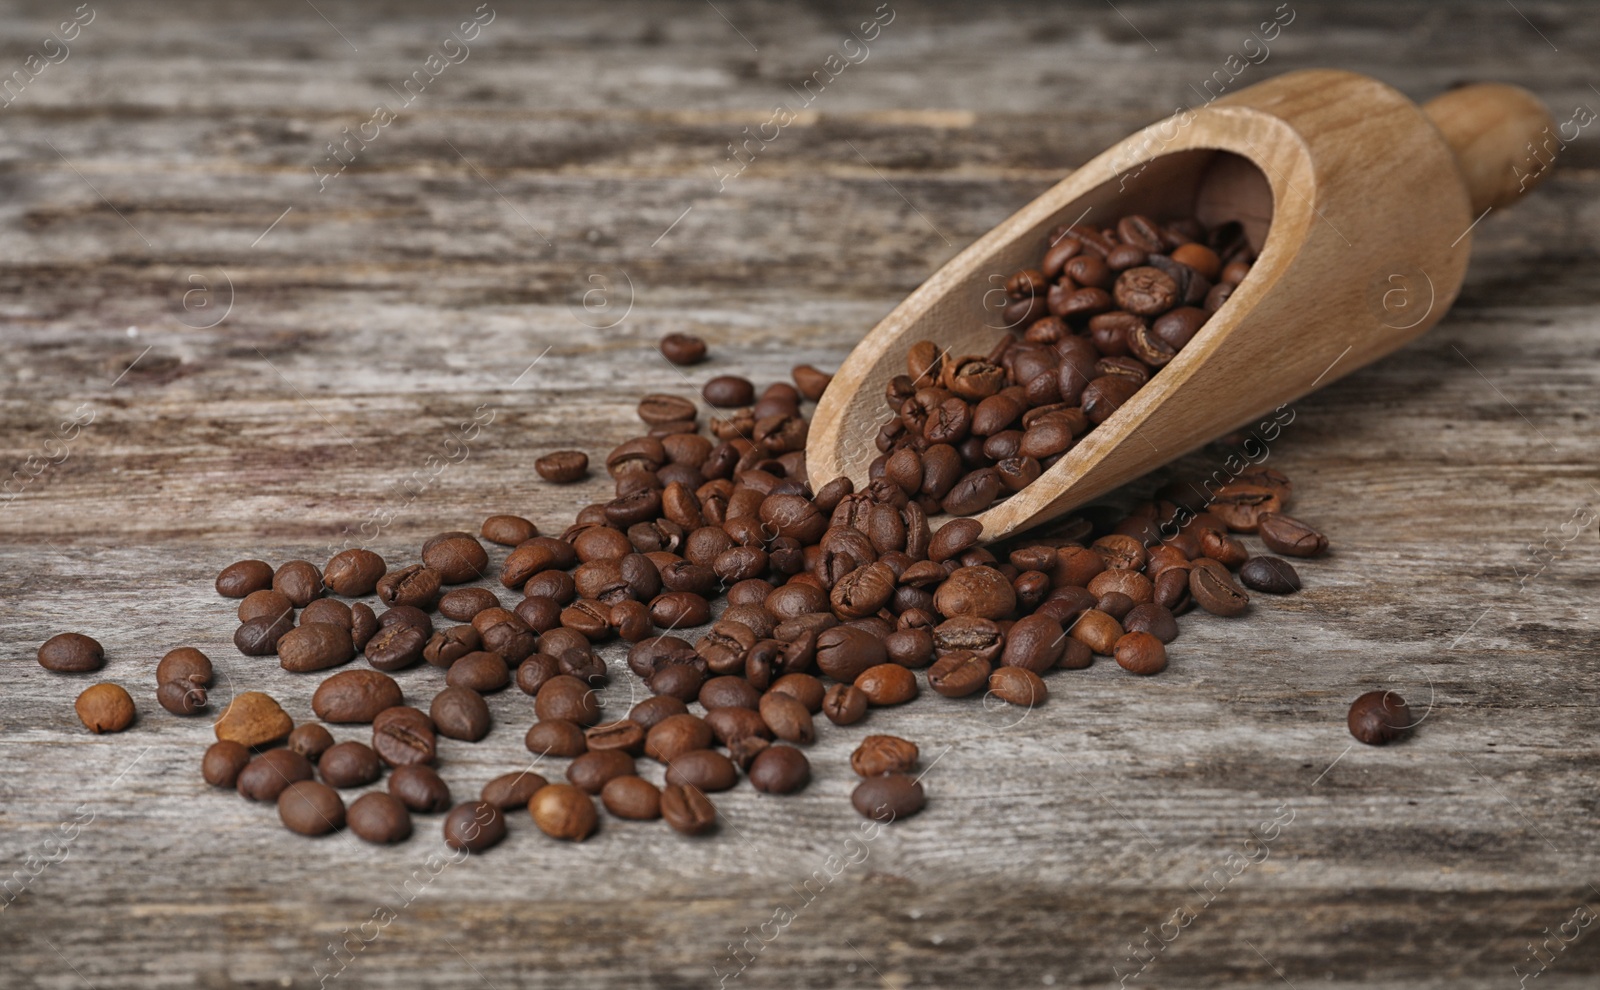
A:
1258 512 1329 557
239 589 294 623
536 450 590 484
851 735 918 777
1069 609 1123 654
659 332 707 366
645 713 713 763
702 375 754 408
39 632 104 673
664 749 739 793
661 783 718 835
481 771 549 810
430 685 492 741
156 678 208 716
376 565 442 610
278 622 356 673
156 647 213 687
298 599 351 629
988 666 1047 707
372 706 437 767
530 783 599 841
443 801 506 853
815 627 887 683
312 669 403 723
601 775 662 819
481 514 538 546
567 749 636 794
639 393 698 426
526 718 589 757
319 741 382 788
1348 691 1412 746
438 588 498 623
758 691 815 744
272 560 324 608
1113 631 1167 675
348 792 412 844
928 651 992 698
378 605 435 639
423 534 489 584
285 724 335 763
821 683 869 725
535 674 600 725
216 559 273 598
851 774 925 822
215 691 293 748
628 694 689 730
769 673 826 713
238 749 314 802
389 764 451 813
351 603 379 651
1239 556 1301 594
323 548 386 597
234 612 293 656
585 719 646 754
1121 603 1179 643
748 745 810 794
72 682 133 733
854 664 918 706
447 651 511 693
999 614 1064 673
1188 563 1250 617
279 780 346 836
202 740 251 788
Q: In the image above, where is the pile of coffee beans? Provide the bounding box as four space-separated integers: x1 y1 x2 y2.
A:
868 214 1253 517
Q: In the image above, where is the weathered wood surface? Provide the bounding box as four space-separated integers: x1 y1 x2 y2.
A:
2 1 1599 987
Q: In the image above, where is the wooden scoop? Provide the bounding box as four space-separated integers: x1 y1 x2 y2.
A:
806 70 1554 541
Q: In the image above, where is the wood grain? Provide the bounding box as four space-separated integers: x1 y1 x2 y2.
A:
2 1 1600 987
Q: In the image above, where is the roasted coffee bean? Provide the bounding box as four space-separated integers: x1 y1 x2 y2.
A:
481 771 549 810
1348 691 1413 745
430 685 492 741
156 647 214 687
942 469 1001 515
216 559 273 598
855 664 918 706
279 780 346 836
323 548 386 597
821 683 870 725
567 749 637 794
536 450 590 484
443 801 506 852
934 566 1017 620
372 706 437 767
1207 482 1281 532
536 675 600 725
530 783 599 841
628 694 689 730
704 707 771 748
378 604 434 638
1240 556 1302 594
748 745 810 794
815 626 888 683
699 675 760 711
376 565 442 610
999 613 1065 673
1257 512 1328 557
157 678 208 716
288 723 336 762
661 783 718 835
423 625 481 669
75 683 135 733
648 660 706 702
769 672 826 713
1058 637 1094 669
639 393 698 426
215 691 293 748
601 775 663 819
239 589 295 623
439 587 500 622
650 591 712 628
660 332 708 365
278 622 356 673
350 603 379 651
1188 563 1250 617
348 792 412 844
389 764 451 813
928 651 991 697
446 651 511 693
38 632 104 673
364 623 427 673
758 691 816 744
666 749 739 793
202 740 251 788
702 375 755 408
1122 603 1179 643
1069 609 1122 654
585 719 646 755
851 774 925 822
482 514 538 546
319 741 382 789
851 735 918 777
645 713 714 763
420 535 488 586
988 666 1047 707
514 653 560 697
237 749 314 802
273 560 324 607
302 598 353 630
526 718 589 757
1113 631 1167 675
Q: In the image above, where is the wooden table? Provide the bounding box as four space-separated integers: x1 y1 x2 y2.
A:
3 1 1598 986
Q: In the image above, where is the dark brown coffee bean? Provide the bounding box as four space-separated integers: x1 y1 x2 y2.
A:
446 651 511 694
536 450 590 483
758 691 815 744
702 375 754 408
418 535 487 586
276 623 355 674
273 560 324 608
851 735 918 777
601 775 662 819
699 675 760 711
1257 512 1328 557
639 393 698 425
941 469 1001 515
278 780 345 836
443 800 505 852
628 694 689 730
239 589 294 623
202 740 251 788
1189 563 1250 617
350 602 378 651
376 565 442 610
648 661 706 702
363 623 426 673
530 783 599 841
567 749 637 794
238 749 314 802
38 632 105 673
1000 614 1065 673
301 598 352 630
287 723 336 762
216 559 273 598
438 588 498 623
482 514 538 546
851 774 925 821
1348 691 1413 745
666 749 738 793
155 647 213 688
659 332 708 365
430 685 492 741
1122 603 1179 643
319 741 382 788
156 678 209 716
1113 266 1179 316
815 627 887 683
323 548 386 597
747 745 810 794
372 706 437 767
1113 631 1167 675
389 764 451 813
645 713 713 763
821 683 869 725
854 664 918 706
928 651 991 697
1240 556 1301 594
661 783 718 835
481 771 549 810
525 718 588 757
422 625 479 669
348 792 411 844
769 673 826 713
989 666 1047 707
535 674 600 725
934 566 1017 620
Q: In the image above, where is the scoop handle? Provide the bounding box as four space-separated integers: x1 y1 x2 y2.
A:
1423 83 1557 215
